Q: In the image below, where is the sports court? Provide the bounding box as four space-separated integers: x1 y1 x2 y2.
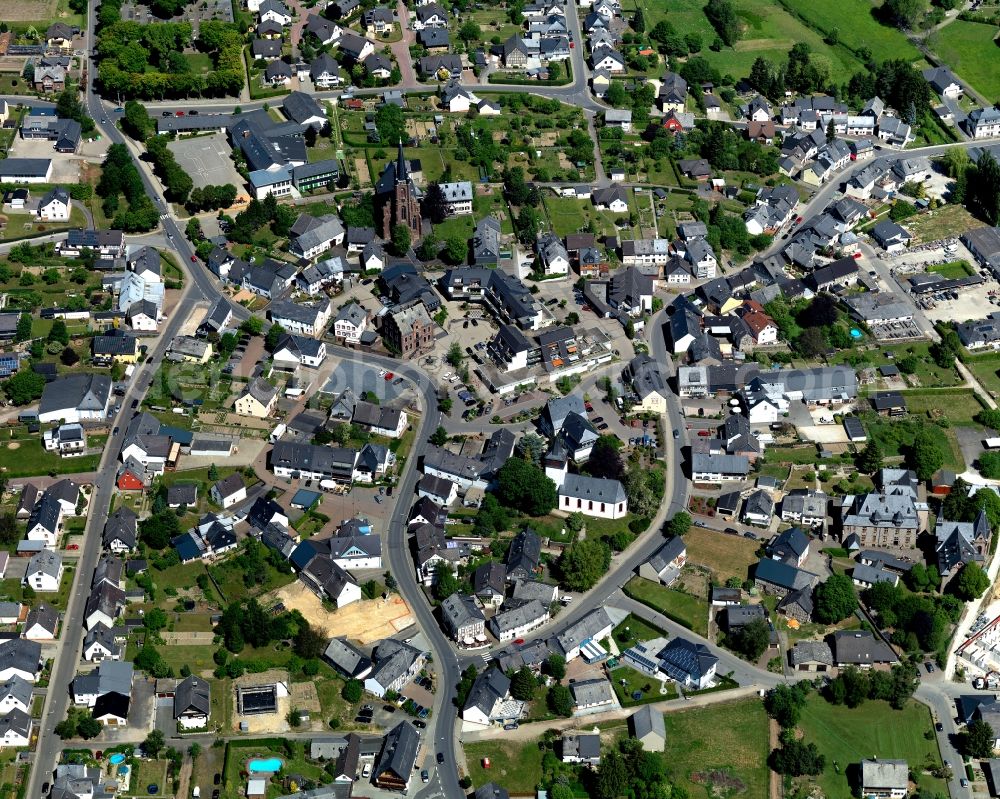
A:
167 132 246 191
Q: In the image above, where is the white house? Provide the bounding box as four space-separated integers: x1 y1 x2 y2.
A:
0 709 30 748
333 302 367 344
24 549 63 592
592 186 628 213
211 474 247 509
22 604 58 640
439 181 474 216
174 675 211 730
538 233 570 277
489 599 550 641
0 640 41 683
37 187 70 221
25 494 62 548
258 0 292 25
0 677 31 714
557 474 628 519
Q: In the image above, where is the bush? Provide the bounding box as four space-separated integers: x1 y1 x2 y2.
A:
628 517 650 534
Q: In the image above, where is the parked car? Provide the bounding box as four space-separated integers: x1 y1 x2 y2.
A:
414 720 426 728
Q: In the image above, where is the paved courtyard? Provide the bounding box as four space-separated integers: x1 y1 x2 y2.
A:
167 132 246 191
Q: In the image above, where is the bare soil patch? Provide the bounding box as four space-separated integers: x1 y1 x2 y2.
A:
270 581 414 644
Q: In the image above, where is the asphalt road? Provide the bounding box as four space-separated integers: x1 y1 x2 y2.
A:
324 343 463 799
23 5 226 797
18 10 999 796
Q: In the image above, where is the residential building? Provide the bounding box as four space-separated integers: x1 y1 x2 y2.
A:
382 300 435 357
561 733 601 764
24 549 63 592
860 759 908 799
832 630 896 669
658 637 718 689
234 378 278 418
174 675 210 730
628 704 665 751
372 721 420 791
638 537 686 586
489 599 549 641
211 474 247 509
441 593 486 643
364 640 425 698
461 668 512 725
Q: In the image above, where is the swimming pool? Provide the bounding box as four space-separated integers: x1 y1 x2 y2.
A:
247 758 283 774
109 754 126 765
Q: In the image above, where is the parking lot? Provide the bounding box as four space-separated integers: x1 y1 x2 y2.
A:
867 318 924 341
167 133 247 193
120 0 232 27
8 137 82 182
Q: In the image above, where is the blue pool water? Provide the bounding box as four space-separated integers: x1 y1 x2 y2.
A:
248 758 283 773
117 766 129 776
109 754 126 765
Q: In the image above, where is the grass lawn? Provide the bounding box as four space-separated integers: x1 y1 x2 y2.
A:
965 352 1000 399
779 0 919 61
663 699 770 799
0 205 87 242
609 665 678 707
930 20 1000 101
150 644 219 675
126 758 169 797
878 341 961 388
861 411 965 472
149 560 209 594
543 195 633 238
628 0 866 83
313 667 358 726
0 74 37 97
927 260 973 279
184 52 214 73
900 388 984 426
209 556 296 603
432 214 475 243
763 445 824 465
684 528 760 584
624 576 708 637
905 202 986 244
612 613 666 647
797 696 948 797
465 740 544 795
0 434 102 478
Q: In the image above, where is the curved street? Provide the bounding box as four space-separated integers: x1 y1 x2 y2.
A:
15 5 1000 798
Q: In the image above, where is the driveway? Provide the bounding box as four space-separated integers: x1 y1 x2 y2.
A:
390 0 418 89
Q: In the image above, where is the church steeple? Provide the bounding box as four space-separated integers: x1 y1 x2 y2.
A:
396 139 407 183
